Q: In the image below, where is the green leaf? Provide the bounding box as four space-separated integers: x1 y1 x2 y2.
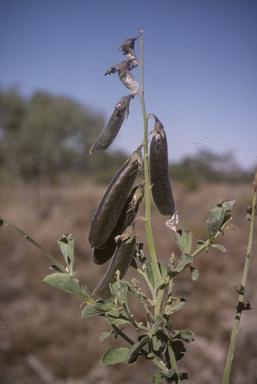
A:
146 262 156 290
127 335 150 364
167 253 193 278
99 331 113 342
210 244 226 253
162 369 176 379
151 336 163 355
164 298 186 315
81 303 114 319
43 273 91 299
189 266 199 281
105 310 131 325
173 329 195 343
206 207 225 240
152 375 162 384
174 229 193 254
57 234 74 272
151 315 163 333
102 347 132 366
214 200 236 216
110 281 129 307
159 263 168 280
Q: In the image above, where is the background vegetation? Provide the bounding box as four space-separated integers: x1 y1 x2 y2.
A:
0 87 253 187
0 87 256 383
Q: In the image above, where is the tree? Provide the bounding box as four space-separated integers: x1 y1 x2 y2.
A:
0 89 106 182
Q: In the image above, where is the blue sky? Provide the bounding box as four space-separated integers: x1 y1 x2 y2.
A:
1 0 257 170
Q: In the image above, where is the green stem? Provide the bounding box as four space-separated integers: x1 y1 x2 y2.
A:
191 239 210 258
138 30 162 291
222 169 257 384
111 323 168 372
0 215 67 274
168 343 182 384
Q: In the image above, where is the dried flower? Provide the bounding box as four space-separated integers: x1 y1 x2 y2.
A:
105 60 139 93
118 36 139 68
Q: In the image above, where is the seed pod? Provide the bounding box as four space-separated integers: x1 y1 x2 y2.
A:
93 225 136 300
88 147 143 249
90 95 134 153
149 115 175 216
104 60 139 93
118 36 139 69
93 181 145 265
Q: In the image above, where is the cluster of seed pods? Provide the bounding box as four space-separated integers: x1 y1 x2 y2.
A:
89 36 175 300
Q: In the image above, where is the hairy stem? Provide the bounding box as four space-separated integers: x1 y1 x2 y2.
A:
222 169 257 384
111 323 168 372
0 216 67 274
138 30 162 291
168 344 182 384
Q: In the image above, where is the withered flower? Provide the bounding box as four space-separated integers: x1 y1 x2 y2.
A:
118 36 139 68
105 60 139 93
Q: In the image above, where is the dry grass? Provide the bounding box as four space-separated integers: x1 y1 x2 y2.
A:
0 180 256 384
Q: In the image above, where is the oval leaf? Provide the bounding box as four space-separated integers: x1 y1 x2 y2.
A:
173 329 195 343
102 347 131 366
206 207 225 240
190 266 199 281
127 335 149 364
43 273 91 299
174 229 193 254
81 303 114 319
211 244 226 254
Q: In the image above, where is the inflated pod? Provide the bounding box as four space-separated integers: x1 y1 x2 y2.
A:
118 36 139 69
149 115 175 216
88 147 143 249
104 60 139 93
90 95 134 153
93 181 145 265
93 225 136 300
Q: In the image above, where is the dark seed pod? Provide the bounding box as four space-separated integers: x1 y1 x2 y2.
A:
93 225 136 300
88 147 143 249
118 36 139 69
149 115 175 216
90 95 134 153
93 181 145 265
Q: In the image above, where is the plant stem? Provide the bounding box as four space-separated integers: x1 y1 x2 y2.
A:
168 343 182 384
0 215 67 273
111 323 168 372
222 169 257 384
138 30 162 290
